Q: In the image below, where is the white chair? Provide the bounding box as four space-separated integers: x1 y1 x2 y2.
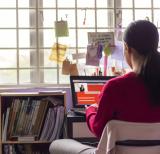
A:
96 120 160 154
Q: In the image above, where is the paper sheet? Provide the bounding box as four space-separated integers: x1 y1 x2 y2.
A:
55 20 69 37
49 43 67 63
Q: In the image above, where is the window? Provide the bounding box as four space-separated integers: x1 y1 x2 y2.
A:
0 0 159 86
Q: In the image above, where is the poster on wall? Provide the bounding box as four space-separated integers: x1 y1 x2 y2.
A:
88 32 115 46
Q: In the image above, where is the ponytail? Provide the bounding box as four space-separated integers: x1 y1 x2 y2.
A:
139 51 160 105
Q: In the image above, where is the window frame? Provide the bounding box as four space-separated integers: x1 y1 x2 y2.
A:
0 0 159 88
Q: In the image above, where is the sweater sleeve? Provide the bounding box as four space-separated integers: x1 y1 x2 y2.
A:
86 81 117 138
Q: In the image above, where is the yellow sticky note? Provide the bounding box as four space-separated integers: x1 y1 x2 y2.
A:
49 43 67 63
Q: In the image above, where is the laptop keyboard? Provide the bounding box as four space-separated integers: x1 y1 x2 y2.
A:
71 108 86 116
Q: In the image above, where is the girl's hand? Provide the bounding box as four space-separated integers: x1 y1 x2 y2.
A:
85 103 98 109
90 103 98 108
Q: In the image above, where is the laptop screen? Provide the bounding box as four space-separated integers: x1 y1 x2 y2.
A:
70 76 115 108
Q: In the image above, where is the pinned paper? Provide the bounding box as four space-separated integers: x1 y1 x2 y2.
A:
88 32 115 47
97 43 103 59
55 20 69 37
62 58 71 75
111 41 129 68
49 43 67 63
104 43 111 56
72 53 86 60
70 64 79 76
104 56 108 76
86 44 100 66
111 41 123 60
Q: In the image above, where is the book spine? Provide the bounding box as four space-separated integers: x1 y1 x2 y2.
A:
2 107 10 141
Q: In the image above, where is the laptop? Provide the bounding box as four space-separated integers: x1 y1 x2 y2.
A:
70 76 115 116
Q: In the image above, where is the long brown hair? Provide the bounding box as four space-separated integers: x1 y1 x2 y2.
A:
123 20 160 105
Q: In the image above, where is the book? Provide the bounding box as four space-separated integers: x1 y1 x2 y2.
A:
2 107 10 141
55 106 65 139
8 99 22 138
2 113 4 137
40 108 52 140
32 99 49 137
44 107 57 141
30 100 41 135
38 90 65 94
49 106 65 141
18 136 35 142
13 99 22 135
16 100 29 136
13 99 26 136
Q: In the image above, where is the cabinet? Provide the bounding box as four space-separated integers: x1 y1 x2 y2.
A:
67 112 99 146
0 91 66 154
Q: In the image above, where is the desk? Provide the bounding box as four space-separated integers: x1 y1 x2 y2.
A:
66 112 99 146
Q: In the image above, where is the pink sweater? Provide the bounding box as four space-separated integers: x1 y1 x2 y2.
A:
86 72 160 138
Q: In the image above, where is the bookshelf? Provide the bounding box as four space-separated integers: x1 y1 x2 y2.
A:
0 90 66 154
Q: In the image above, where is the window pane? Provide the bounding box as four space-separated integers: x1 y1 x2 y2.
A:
40 49 57 67
77 10 95 27
65 48 76 61
19 29 32 48
58 0 75 8
0 0 16 8
154 0 160 8
42 29 56 48
0 10 16 28
0 50 17 68
18 0 29 8
19 49 31 68
77 49 87 64
78 29 95 47
153 10 160 26
43 69 57 83
59 69 70 84
42 9 56 28
77 0 95 8
135 0 151 8
97 9 114 28
0 30 16 48
121 0 132 8
97 0 114 8
58 29 76 47
58 9 75 27
19 69 31 84
19 9 29 28
122 10 133 27
96 0 107 8
135 10 152 20
43 0 56 8
0 70 17 84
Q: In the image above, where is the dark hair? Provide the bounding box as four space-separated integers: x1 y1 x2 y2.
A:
123 20 160 105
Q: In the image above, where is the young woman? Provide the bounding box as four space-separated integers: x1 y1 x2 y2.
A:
86 20 160 138
50 20 160 154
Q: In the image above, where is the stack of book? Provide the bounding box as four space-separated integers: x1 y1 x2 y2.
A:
2 96 65 142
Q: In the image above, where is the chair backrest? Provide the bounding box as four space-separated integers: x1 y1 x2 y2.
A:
95 120 160 154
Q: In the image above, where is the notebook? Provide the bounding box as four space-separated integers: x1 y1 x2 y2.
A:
70 76 115 116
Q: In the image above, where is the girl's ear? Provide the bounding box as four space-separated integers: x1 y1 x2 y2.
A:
124 42 131 54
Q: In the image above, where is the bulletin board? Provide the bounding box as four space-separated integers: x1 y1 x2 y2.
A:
88 32 115 46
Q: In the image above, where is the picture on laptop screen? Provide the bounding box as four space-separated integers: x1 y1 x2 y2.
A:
70 76 115 108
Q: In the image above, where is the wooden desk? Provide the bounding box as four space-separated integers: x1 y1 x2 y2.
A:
66 112 99 146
